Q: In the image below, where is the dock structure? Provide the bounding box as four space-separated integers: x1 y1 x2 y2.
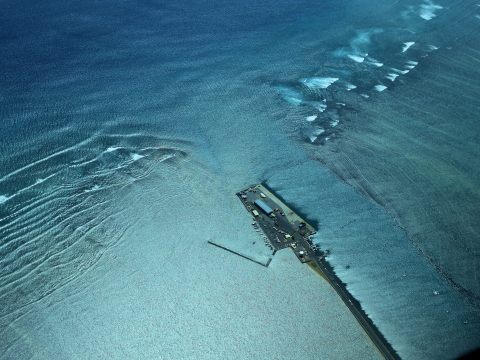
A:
233 183 400 360
236 184 319 264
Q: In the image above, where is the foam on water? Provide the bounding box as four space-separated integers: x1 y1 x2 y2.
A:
346 83 357 91
301 77 339 90
366 57 384 67
348 54 365 63
386 73 400 81
0 136 96 184
330 119 339 127
306 115 318 122
106 146 122 153
350 29 383 52
309 128 325 142
309 100 327 112
130 153 145 161
0 195 10 204
374 84 388 91
419 0 444 20
84 185 101 193
275 85 304 106
402 41 415 53
392 67 410 75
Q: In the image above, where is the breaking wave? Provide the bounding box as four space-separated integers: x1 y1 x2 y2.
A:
0 132 188 324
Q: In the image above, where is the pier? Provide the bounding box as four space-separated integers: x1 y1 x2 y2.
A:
220 184 400 360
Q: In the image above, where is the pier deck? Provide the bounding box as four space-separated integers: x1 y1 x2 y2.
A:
230 183 400 360
236 184 319 263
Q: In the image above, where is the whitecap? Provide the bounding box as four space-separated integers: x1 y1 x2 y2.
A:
392 68 410 75
386 73 400 81
367 58 384 67
7 173 57 200
308 101 327 112
106 146 122 153
360 94 370 99
346 83 357 91
348 54 365 63
309 128 325 143
84 185 101 193
330 119 339 127
275 85 303 106
350 29 383 52
419 1 443 21
402 42 415 53
0 136 95 184
405 60 418 69
306 115 318 122
35 178 47 185
428 45 439 51
374 85 388 92
130 153 145 161
0 195 10 204
301 77 339 90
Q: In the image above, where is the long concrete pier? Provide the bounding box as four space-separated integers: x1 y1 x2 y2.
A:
232 183 400 360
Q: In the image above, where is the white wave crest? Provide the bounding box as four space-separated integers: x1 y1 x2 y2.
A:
106 146 122 153
0 195 10 204
346 83 357 91
386 73 400 82
309 128 325 143
308 101 327 113
419 1 443 20
275 85 303 106
402 42 415 53
392 68 410 75
301 77 339 90
130 153 145 161
348 54 365 63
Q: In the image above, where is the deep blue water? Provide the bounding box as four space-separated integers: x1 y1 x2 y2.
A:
1 0 480 359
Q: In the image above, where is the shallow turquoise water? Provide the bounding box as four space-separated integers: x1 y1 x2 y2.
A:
1 0 479 358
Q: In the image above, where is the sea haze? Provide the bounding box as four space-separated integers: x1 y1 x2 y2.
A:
0 0 479 359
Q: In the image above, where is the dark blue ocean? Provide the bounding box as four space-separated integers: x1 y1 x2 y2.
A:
1 0 480 359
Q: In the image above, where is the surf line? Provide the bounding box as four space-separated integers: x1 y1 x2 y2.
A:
0 134 99 184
